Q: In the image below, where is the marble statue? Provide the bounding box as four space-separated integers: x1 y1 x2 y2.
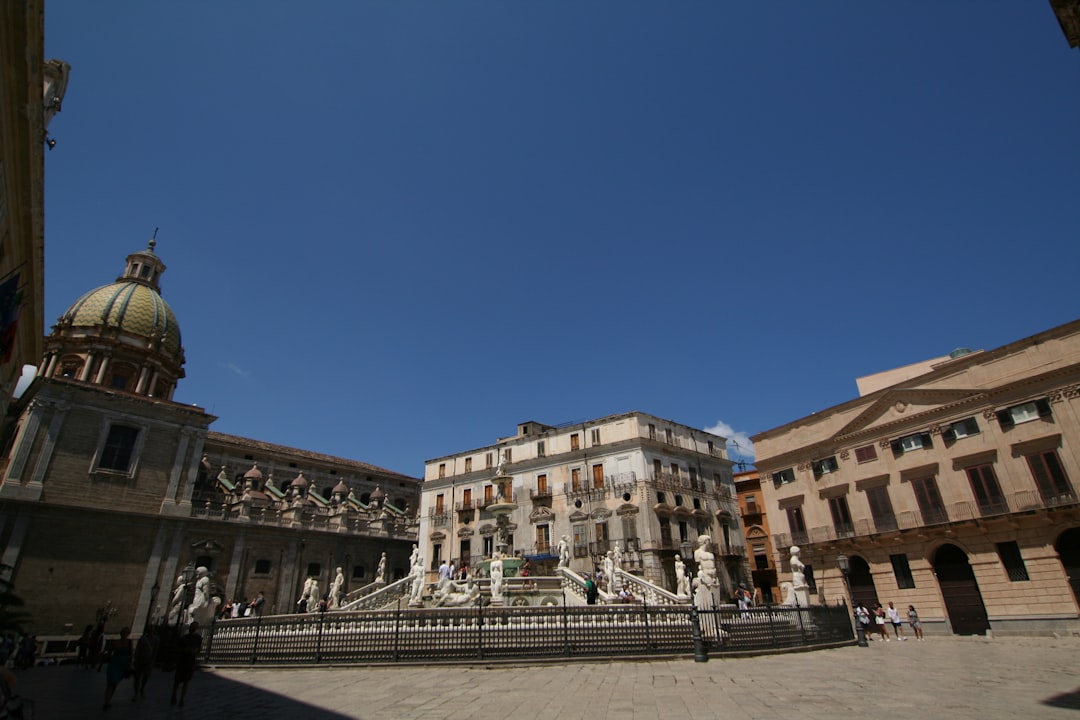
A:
186 567 212 624
602 551 616 593
408 544 419 570
376 552 387 583
783 546 810 606
301 577 314 605
693 536 719 610
557 535 570 569
308 579 320 612
409 556 425 603
674 554 691 597
434 580 480 607
490 553 504 601
328 567 344 609
612 542 623 571
167 573 187 625
789 546 806 589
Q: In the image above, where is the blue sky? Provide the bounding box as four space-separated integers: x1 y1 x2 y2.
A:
40 3 1080 475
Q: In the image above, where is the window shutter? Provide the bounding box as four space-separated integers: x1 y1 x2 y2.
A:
942 426 956 443
1036 399 1052 418
920 432 933 449
812 461 822 477
996 409 1014 430
890 439 903 456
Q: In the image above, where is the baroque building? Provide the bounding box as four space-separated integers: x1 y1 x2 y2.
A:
753 320 1080 636
0 240 420 633
0 0 69 435
418 413 746 596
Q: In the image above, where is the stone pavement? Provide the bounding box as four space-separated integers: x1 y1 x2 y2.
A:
9 635 1080 720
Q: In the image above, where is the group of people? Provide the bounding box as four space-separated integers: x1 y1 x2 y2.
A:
220 591 265 620
92 621 203 710
855 601 925 642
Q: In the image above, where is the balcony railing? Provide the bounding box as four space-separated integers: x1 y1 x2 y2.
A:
573 544 589 558
772 485 1079 550
529 488 553 500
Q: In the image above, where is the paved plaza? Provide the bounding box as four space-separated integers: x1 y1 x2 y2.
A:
10 635 1080 720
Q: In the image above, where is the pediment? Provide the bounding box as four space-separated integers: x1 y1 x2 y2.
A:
837 388 986 439
615 503 639 517
529 506 556 524
745 525 767 539
478 523 497 536
568 510 590 523
591 507 612 520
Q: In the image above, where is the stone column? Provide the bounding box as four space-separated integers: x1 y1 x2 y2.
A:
133 524 168 629
135 365 151 394
94 353 111 384
160 429 193 515
77 351 95 381
0 509 31 578
224 533 247 605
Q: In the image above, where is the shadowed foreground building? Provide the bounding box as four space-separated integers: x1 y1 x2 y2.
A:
753 320 1080 636
0 240 419 633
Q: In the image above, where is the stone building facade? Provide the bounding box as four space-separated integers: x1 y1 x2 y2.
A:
0 1 69 435
0 241 420 634
734 470 780 604
753 320 1080 636
418 413 746 595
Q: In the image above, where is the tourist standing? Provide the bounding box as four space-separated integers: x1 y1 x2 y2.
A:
855 603 872 638
887 602 906 640
249 591 266 617
585 573 598 605
170 622 202 707
907 605 924 641
873 604 890 641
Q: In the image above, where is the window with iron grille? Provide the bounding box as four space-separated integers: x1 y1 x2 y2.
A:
996 541 1029 582
890 554 916 589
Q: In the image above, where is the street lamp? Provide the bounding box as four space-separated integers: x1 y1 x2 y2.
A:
837 554 868 647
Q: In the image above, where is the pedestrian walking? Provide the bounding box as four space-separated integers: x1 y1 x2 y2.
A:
132 627 158 700
102 626 133 710
170 621 202 707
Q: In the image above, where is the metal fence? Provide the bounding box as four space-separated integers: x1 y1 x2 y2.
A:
205 602 853 665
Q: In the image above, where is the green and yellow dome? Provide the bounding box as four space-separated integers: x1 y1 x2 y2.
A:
61 280 182 357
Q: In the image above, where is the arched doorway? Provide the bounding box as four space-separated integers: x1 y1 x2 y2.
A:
1055 527 1080 609
933 544 990 635
848 555 878 609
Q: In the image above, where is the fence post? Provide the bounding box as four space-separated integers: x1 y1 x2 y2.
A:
477 597 485 661
766 599 778 648
795 600 808 645
689 605 708 663
643 596 652 651
393 602 401 663
562 591 571 658
251 614 262 664
315 611 325 664
205 617 217 663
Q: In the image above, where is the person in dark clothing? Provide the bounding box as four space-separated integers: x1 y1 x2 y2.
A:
170 622 202 707
585 573 599 605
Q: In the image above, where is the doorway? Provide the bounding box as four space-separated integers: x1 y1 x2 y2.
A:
933 543 990 635
847 555 878 609
1055 527 1080 609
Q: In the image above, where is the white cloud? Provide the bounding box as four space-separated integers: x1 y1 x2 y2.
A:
704 419 755 463
218 362 250 378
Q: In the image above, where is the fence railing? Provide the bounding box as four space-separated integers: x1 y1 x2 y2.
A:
205 602 854 665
